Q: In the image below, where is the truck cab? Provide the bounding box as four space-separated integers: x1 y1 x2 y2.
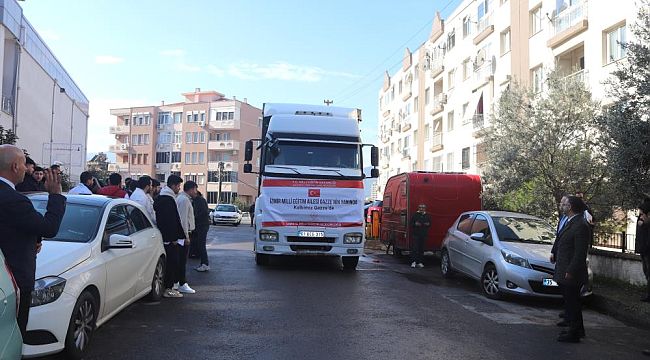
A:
244 103 379 270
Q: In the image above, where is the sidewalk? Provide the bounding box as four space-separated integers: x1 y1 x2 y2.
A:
589 276 650 330
364 238 650 331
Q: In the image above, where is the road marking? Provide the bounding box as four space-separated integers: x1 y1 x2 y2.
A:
442 293 627 328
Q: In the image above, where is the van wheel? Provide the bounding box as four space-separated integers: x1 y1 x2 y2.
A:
440 249 454 278
342 256 359 271
481 264 501 299
255 253 270 266
64 291 98 360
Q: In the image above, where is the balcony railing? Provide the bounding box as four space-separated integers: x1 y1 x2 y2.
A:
208 161 238 171
552 1 587 36
1 96 13 115
109 144 130 153
431 132 443 149
563 69 589 87
474 60 494 83
109 125 130 135
209 119 240 130
476 13 493 34
473 114 485 130
208 140 240 151
430 57 444 78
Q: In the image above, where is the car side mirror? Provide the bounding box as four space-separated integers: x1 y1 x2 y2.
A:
244 140 253 161
109 234 134 249
470 232 485 242
243 163 253 173
371 168 379 178
371 146 379 167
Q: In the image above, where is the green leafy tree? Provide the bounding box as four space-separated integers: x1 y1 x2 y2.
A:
0 125 18 145
598 2 650 208
481 68 609 221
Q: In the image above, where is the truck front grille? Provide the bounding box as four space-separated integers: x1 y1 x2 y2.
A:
290 245 332 252
286 236 336 243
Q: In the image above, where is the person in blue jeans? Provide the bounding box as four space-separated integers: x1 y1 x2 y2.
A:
410 204 431 268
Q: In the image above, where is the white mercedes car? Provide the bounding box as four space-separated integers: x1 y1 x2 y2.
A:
210 204 242 226
23 194 166 359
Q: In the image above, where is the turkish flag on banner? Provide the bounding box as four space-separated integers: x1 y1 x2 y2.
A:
308 189 321 197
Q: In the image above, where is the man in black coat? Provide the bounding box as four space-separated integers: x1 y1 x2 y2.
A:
0 145 66 337
191 191 211 272
636 200 650 302
15 156 39 192
153 175 186 298
410 204 431 268
552 195 589 343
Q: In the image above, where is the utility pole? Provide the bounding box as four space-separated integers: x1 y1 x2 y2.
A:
324 99 334 106
217 161 224 204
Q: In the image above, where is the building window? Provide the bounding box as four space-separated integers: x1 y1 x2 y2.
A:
463 17 472 38
123 117 130 126
398 80 403 94
143 154 148 165
157 112 171 125
174 131 182 144
200 132 206 143
500 28 511 55
156 173 166 181
156 152 170 163
193 113 199 122
200 112 206 122
448 68 456 89
432 156 442 172
462 103 469 121
424 124 430 140
462 147 471 169
186 113 192 122
446 153 455 171
530 6 542 35
447 30 456 51
173 112 182 123
137 154 143 165
193 132 199 143
171 152 181 163
447 111 454 132
184 152 190 164
198 152 205 164
414 96 419 112
463 58 471 80
425 88 430 105
478 0 490 20
606 24 627 63
531 66 544 93
185 132 192 144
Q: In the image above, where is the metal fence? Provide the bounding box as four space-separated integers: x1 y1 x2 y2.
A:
593 232 637 254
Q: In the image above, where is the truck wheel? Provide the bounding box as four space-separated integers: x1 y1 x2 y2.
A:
392 247 403 258
342 256 359 270
255 253 270 266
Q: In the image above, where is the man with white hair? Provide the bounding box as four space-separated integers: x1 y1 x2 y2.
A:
0 145 66 337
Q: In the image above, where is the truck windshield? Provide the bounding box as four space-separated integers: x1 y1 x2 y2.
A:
268 141 360 169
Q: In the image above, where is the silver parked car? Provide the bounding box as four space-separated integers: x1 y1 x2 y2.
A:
440 211 593 299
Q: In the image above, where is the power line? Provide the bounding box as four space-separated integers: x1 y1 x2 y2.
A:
333 0 460 105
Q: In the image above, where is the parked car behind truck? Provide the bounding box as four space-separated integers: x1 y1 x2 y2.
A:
380 172 482 256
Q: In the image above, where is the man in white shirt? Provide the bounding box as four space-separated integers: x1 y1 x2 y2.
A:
129 176 156 222
68 171 94 195
175 180 197 294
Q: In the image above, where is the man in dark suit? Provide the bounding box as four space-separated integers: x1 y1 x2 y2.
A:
0 145 66 338
552 195 589 343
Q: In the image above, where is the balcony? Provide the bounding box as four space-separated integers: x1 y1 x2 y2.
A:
208 161 239 171
401 119 412 132
110 108 131 116
473 60 494 90
473 114 485 130
109 125 130 135
474 13 494 45
107 164 121 172
430 93 446 116
430 132 443 152
563 69 589 88
380 130 392 143
548 1 588 48
208 140 240 151
109 144 130 153
208 119 240 130
401 90 412 102
429 57 444 79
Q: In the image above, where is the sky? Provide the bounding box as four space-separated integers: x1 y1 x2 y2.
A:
20 0 463 156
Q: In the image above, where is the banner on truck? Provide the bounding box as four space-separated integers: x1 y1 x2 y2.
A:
260 178 364 228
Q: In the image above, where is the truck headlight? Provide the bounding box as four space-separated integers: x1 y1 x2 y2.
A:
501 250 531 269
31 276 66 307
343 232 363 244
259 230 279 242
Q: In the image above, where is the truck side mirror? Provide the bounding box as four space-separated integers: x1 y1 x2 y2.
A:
244 140 253 162
371 146 379 167
243 163 253 173
371 168 379 178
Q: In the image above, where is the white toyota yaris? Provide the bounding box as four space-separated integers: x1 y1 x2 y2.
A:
23 194 165 359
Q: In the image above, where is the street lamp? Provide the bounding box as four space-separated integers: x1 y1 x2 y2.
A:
217 161 224 204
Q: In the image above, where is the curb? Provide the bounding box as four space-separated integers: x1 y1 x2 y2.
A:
588 294 650 330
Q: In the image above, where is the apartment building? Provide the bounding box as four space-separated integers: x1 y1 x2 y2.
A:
376 0 636 197
109 89 261 206
0 0 89 182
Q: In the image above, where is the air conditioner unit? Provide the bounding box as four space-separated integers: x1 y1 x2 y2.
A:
157 124 164 129
198 120 205 127
155 164 160 169
120 144 128 150
175 143 181 149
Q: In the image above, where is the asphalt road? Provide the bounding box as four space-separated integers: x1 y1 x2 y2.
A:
40 223 650 359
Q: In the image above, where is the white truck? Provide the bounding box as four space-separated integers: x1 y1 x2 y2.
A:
243 103 379 270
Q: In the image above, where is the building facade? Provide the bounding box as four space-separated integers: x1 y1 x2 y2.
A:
0 0 89 182
376 0 636 197
109 89 261 206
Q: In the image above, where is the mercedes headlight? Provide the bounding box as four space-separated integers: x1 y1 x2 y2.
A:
259 229 279 242
31 276 66 307
343 232 363 244
501 250 531 269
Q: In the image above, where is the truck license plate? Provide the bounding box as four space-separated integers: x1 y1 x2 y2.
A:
298 231 324 237
542 279 558 287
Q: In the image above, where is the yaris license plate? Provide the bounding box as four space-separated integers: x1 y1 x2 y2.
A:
543 278 558 286
298 231 325 237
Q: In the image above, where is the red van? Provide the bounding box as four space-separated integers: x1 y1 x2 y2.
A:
380 172 482 256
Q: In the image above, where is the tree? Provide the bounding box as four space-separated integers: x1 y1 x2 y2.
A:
598 2 650 209
481 68 609 221
0 125 18 145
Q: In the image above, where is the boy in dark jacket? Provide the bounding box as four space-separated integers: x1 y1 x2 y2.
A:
153 175 186 298
636 200 650 302
410 204 431 268
191 191 211 272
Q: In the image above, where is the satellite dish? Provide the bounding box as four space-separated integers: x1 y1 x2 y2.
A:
476 49 487 67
